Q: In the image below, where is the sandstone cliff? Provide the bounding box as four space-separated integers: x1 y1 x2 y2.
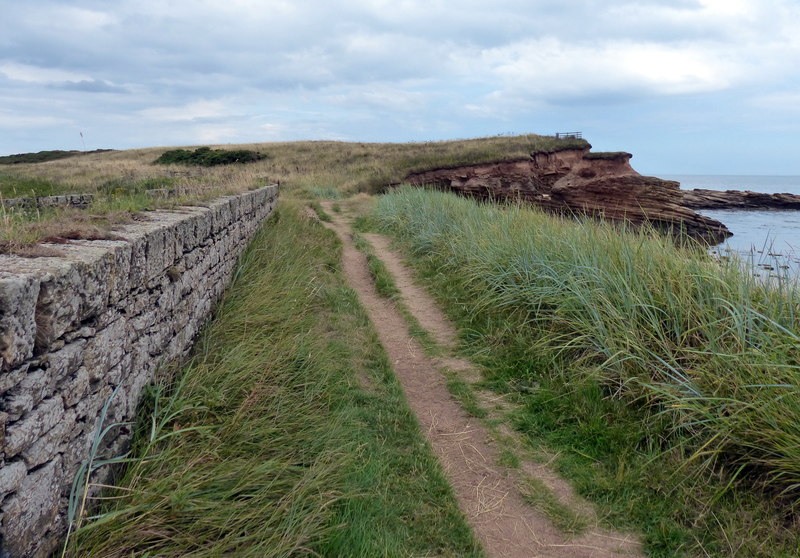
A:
406 147 732 244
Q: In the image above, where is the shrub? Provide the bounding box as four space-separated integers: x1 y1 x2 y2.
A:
154 147 267 167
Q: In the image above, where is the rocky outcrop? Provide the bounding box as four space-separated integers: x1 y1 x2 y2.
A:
0 185 278 558
1 194 93 210
406 148 732 243
683 189 800 210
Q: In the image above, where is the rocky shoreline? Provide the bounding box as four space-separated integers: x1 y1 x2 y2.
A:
405 147 733 243
404 147 800 245
682 188 800 210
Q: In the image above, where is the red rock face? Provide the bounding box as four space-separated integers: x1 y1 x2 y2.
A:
406 149 732 244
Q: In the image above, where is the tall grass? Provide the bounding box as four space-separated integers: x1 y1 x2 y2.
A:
372 187 800 496
64 202 479 557
370 188 800 554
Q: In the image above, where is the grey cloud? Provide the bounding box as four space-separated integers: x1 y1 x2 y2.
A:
2 0 800 174
53 80 129 93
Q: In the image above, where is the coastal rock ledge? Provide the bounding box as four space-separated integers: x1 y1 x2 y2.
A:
405 147 733 244
682 189 800 210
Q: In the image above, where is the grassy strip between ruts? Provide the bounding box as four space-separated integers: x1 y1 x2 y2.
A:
351 230 442 356
64 200 481 557
370 187 800 557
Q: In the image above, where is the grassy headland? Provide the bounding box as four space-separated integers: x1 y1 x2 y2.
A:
1 134 585 252
369 187 800 556
6 134 799 556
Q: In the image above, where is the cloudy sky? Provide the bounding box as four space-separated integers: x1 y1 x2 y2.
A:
2 0 799 174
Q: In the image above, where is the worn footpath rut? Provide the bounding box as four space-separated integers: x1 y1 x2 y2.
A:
319 202 642 558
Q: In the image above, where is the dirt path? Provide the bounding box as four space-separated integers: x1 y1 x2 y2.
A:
319 202 642 558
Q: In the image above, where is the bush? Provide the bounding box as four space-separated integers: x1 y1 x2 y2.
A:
0 149 113 165
154 147 267 167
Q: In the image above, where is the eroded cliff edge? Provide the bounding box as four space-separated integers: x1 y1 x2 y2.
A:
406 147 733 244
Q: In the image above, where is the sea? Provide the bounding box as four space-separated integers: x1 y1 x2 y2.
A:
662 175 800 281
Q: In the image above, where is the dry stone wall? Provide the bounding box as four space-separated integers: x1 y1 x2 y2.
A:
0 194 93 210
0 185 278 557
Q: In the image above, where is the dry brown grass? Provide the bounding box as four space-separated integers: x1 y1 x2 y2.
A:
0 134 586 254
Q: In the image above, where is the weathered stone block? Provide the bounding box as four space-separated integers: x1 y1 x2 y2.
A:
46 340 86 385
1 456 63 558
74 384 112 422
59 367 90 408
2 367 49 421
83 319 127 381
4 396 65 457
0 362 29 395
0 272 39 370
22 409 77 468
33 250 116 348
0 459 25 497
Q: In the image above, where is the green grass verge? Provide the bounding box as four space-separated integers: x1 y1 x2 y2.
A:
519 477 590 536
352 231 443 356
444 372 488 419
64 201 481 557
309 201 332 222
0 173 76 198
370 187 800 557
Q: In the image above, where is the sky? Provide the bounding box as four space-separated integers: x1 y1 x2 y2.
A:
2 0 800 175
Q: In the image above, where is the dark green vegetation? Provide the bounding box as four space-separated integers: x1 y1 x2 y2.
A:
63 203 480 557
0 149 113 165
153 146 267 167
370 188 800 557
583 151 631 160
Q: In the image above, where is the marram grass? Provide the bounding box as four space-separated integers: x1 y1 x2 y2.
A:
372 187 800 555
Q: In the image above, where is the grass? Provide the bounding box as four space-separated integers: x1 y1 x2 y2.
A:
1 134 585 249
519 477 590 536
0 173 76 198
308 200 332 222
153 146 266 167
351 229 443 355
353 233 400 299
370 187 800 557
63 202 481 557
0 149 89 165
444 372 488 419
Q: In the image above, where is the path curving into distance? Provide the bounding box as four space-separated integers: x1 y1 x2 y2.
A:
318 201 642 558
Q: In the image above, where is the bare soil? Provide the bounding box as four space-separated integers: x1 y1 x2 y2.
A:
319 201 642 558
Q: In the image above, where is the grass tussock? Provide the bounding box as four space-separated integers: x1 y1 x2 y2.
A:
63 203 480 557
371 187 800 556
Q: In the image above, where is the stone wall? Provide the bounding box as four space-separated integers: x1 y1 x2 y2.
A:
0 185 278 557
0 194 94 210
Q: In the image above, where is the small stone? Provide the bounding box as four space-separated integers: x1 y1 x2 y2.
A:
0 362 29 394
46 339 86 384
60 367 90 408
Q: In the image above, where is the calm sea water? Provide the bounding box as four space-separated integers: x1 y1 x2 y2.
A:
662 175 800 280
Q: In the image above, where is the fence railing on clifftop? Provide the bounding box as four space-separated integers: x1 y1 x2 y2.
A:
555 132 583 139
